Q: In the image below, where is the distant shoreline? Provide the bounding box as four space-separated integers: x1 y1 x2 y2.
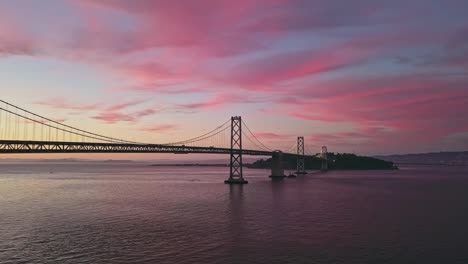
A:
394 162 468 166
148 163 400 170
150 164 229 167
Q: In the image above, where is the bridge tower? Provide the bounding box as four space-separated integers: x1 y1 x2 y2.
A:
321 146 328 171
225 116 248 184
295 136 307 175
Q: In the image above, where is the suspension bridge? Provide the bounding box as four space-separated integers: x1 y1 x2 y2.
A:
0 100 328 184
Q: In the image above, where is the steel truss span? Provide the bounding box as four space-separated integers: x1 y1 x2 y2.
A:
0 140 273 156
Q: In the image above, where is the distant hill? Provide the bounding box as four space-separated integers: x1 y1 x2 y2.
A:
249 153 396 170
375 151 468 165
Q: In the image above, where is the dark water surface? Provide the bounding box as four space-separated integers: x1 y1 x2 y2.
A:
1 162 468 264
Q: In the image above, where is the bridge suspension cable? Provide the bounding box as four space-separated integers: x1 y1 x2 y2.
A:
1 99 311 154
283 141 298 154
305 145 320 156
241 120 272 152
162 119 231 147
0 100 142 144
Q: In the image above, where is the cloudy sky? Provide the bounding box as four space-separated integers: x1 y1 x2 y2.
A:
1 0 467 158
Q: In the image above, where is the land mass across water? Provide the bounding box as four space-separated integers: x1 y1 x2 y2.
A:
148 153 397 170
249 153 397 170
376 151 468 166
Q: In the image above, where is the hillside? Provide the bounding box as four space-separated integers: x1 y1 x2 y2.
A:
249 153 396 170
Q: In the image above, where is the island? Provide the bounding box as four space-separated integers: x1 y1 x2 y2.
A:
247 153 397 170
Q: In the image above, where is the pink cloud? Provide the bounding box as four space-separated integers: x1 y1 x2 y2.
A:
0 35 34 56
105 99 146 111
91 112 134 124
34 98 100 112
65 0 453 91
284 75 468 152
33 98 159 124
174 93 266 111
254 132 292 140
110 82 203 94
139 124 178 133
133 108 157 118
92 107 157 124
0 10 35 56
34 98 156 123
78 0 271 56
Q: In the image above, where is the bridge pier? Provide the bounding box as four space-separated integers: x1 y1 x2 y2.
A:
269 151 286 179
225 116 248 184
320 146 328 171
321 159 328 171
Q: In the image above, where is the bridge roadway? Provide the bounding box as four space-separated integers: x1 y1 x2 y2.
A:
0 140 304 157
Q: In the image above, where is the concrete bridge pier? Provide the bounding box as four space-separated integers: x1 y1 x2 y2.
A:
321 159 328 171
320 146 328 172
269 150 286 179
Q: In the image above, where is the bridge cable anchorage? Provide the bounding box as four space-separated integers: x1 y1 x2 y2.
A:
0 100 141 144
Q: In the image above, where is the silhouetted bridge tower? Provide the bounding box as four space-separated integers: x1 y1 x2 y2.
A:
0 99 329 184
225 116 246 184
296 136 306 175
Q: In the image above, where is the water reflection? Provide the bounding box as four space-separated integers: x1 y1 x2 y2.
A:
1 164 468 263
227 184 245 229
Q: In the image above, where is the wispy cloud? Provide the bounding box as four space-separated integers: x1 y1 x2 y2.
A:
139 124 178 133
92 107 158 124
105 99 147 112
34 98 100 112
254 132 293 140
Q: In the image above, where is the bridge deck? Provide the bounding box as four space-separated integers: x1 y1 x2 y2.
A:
0 140 280 156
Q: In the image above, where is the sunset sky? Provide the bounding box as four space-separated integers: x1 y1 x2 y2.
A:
1 0 467 159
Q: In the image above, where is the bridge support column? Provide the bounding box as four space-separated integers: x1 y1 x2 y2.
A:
269 151 286 179
321 159 328 171
295 136 307 175
321 146 328 171
225 116 248 184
